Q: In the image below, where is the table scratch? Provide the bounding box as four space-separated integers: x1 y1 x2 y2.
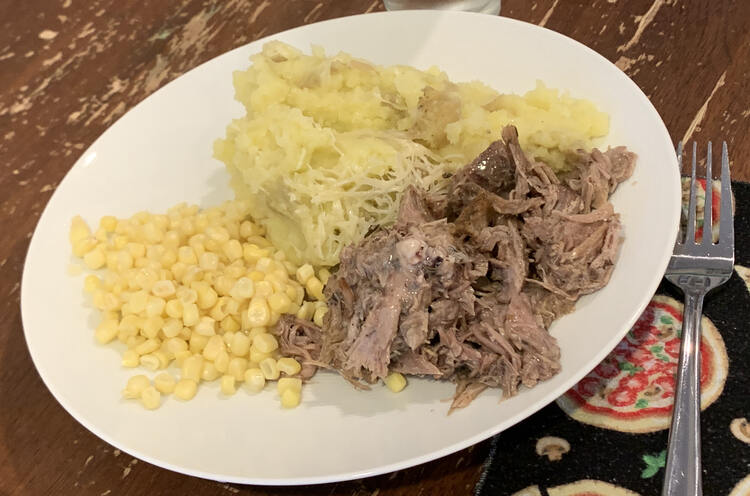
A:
618 0 665 52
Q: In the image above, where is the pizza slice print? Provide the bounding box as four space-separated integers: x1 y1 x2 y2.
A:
557 295 728 433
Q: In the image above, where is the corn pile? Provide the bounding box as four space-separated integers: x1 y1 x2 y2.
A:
69 200 329 410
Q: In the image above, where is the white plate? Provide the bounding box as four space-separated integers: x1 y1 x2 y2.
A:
21 10 680 485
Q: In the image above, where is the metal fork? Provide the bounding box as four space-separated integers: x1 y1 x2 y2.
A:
662 142 734 496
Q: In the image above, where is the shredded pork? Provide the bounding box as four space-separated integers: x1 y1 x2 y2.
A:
273 125 636 411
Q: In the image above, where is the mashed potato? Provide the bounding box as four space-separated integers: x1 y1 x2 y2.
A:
214 41 609 267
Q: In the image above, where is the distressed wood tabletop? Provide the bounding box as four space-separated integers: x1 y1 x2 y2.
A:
1 1 748 495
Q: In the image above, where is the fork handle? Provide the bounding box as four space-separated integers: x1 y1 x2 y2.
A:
662 291 704 496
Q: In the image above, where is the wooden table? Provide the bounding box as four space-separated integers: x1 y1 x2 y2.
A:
1 1 748 494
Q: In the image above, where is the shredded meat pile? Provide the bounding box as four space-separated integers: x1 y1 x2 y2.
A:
274 125 636 411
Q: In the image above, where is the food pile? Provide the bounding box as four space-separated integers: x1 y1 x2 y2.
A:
69 201 329 409
69 42 630 411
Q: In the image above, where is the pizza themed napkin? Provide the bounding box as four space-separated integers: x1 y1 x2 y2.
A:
475 181 750 496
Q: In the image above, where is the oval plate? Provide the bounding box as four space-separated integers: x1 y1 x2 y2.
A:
21 10 680 485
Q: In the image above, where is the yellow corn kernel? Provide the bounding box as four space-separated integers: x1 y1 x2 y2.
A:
277 357 302 376
246 326 265 340
295 264 314 285
126 335 146 349
254 280 274 298
201 361 221 382
296 301 315 321
252 333 278 354
209 297 230 321
127 289 147 314
189 333 209 354
277 377 302 395
135 338 160 356
244 368 266 393
182 302 199 327
126 242 146 259
318 268 331 285
112 234 128 250
154 372 176 394
162 318 182 339
158 249 177 269
142 316 164 339
202 335 225 361
313 306 328 327
177 218 195 237
259 357 280 380
170 261 187 281
97 215 116 233
246 298 271 327
280 388 301 409
220 315 240 333
181 354 204 382
227 357 248 381
177 246 198 265
117 316 140 337
72 236 98 258
145 296 166 317
165 337 188 357
384 372 407 393
196 285 218 310
225 262 246 279
229 277 254 300
151 280 175 298
201 241 219 256
306 276 324 301
246 235 271 248
140 352 166 371
194 316 216 336
174 349 192 366
249 347 271 364
115 250 134 271
220 375 237 395
256 256 274 273
198 252 218 271
82 274 100 294
164 298 183 319
282 285 297 304
230 332 251 357
223 239 243 262
174 379 198 401
242 244 268 264
213 275 235 297
139 386 161 410
176 287 197 304
214 348 230 373
239 221 255 238
247 270 265 282
178 326 191 341
70 215 92 245
268 292 292 314
294 286 305 306
83 248 106 270
122 374 150 399
95 319 118 344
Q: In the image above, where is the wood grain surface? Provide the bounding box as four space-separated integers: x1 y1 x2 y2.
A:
1 1 748 495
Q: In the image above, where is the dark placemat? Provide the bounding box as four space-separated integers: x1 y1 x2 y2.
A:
474 182 750 496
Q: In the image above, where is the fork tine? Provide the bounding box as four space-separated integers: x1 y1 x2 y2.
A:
685 142 698 244
702 142 713 244
719 141 734 246
676 141 684 244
